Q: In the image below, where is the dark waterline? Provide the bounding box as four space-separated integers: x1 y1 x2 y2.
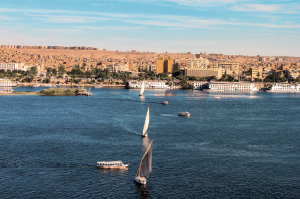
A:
0 88 299 198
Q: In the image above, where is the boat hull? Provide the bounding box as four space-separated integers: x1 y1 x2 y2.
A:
161 101 168 105
97 161 128 170
97 165 128 170
141 133 148 138
135 176 147 185
178 112 191 117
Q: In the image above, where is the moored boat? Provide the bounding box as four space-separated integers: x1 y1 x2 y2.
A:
94 84 102 88
208 82 258 93
97 161 129 170
267 83 300 93
178 112 191 117
161 101 168 105
128 80 169 89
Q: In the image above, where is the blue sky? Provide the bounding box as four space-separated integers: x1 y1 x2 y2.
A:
0 0 299 56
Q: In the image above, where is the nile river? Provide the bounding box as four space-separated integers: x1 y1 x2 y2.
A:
0 87 299 198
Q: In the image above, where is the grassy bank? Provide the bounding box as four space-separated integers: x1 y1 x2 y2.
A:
38 88 78 96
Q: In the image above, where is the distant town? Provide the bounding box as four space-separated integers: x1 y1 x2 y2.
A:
0 44 300 88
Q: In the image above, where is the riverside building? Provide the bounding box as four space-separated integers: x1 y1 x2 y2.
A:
185 68 222 79
155 57 175 74
0 63 19 71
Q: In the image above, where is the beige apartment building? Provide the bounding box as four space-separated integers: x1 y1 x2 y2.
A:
156 57 164 74
185 68 222 79
218 62 240 77
156 57 174 74
164 58 174 73
251 67 263 80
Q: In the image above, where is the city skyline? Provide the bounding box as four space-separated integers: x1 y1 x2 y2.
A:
0 0 299 57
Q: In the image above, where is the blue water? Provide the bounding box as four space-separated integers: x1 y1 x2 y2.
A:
0 88 299 198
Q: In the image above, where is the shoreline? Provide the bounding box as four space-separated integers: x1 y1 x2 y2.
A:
0 91 38 96
16 83 127 88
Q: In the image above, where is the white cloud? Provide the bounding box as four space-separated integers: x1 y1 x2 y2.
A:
25 14 116 23
33 28 83 33
168 0 244 5
0 15 13 20
76 26 143 30
232 3 299 14
0 6 299 31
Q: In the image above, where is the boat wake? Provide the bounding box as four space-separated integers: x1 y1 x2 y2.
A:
0 163 97 169
159 114 176 117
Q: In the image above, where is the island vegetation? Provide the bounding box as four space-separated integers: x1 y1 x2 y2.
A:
38 88 79 96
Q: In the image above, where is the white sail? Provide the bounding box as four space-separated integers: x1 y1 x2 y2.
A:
136 139 153 178
142 107 150 136
139 81 145 96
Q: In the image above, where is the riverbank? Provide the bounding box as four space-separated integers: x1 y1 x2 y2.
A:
16 82 126 88
0 88 92 96
0 91 38 95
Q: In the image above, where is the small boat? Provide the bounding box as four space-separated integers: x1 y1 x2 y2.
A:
32 83 40 87
94 84 102 88
135 139 153 185
139 81 145 96
178 112 191 117
97 160 129 170
76 88 93 96
141 107 150 137
161 101 168 105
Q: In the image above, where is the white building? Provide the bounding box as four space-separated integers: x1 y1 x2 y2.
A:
0 63 19 71
186 57 209 69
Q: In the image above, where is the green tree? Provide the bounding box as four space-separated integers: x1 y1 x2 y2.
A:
52 68 57 76
58 65 65 77
30 66 38 76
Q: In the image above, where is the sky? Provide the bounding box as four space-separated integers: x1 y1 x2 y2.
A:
0 0 299 56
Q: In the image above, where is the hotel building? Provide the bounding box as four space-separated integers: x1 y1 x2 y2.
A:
0 63 19 71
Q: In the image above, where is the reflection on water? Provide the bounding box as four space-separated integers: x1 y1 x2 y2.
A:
140 95 145 102
135 183 151 198
210 94 260 99
97 168 128 175
153 93 177 96
159 114 176 117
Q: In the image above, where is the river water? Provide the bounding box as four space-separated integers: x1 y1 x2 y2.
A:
0 87 299 198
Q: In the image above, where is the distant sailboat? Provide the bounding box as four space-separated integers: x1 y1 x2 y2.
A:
139 81 145 96
135 139 153 185
141 107 150 137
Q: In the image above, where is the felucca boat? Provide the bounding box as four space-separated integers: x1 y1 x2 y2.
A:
139 81 145 96
141 107 150 137
135 139 153 185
